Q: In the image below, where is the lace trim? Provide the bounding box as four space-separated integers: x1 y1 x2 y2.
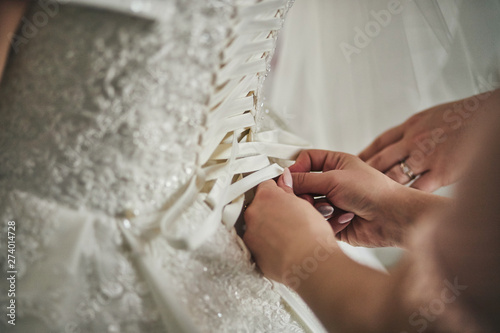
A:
0 0 323 332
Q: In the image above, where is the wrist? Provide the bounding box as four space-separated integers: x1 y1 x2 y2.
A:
394 186 425 223
281 229 339 290
392 185 450 246
293 248 398 333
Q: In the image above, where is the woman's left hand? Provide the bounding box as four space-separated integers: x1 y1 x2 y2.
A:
243 170 337 286
358 91 499 192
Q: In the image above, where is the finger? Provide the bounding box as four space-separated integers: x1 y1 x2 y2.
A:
358 125 404 161
366 143 408 173
314 199 335 219
276 168 294 194
328 217 354 235
385 159 427 185
335 224 364 247
338 212 355 224
289 149 343 173
254 179 278 195
331 221 350 234
328 207 354 234
300 194 315 205
291 172 334 196
410 171 441 193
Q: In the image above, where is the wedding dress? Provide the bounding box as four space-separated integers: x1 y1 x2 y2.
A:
0 1 335 332
266 0 500 153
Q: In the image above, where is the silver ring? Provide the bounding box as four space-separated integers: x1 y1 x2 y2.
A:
400 161 416 180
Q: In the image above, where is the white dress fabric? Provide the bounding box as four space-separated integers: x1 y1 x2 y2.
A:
0 1 335 332
266 0 500 153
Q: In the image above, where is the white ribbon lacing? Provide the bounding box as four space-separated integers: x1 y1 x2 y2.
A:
117 1 326 332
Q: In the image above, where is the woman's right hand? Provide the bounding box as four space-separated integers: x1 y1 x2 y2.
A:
289 150 446 247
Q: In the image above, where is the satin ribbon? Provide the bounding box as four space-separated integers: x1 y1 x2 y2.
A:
115 1 323 332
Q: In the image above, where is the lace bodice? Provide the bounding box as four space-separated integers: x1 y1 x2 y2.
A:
0 1 325 332
0 3 220 216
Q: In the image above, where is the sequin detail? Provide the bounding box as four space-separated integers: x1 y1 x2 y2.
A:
0 0 305 332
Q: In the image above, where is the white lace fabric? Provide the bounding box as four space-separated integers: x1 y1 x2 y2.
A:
0 1 321 332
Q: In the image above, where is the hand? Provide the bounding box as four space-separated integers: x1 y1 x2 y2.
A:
289 150 439 247
243 170 337 285
244 169 401 333
359 93 493 192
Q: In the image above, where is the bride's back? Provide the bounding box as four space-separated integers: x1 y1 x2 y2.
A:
0 3 219 215
0 1 318 332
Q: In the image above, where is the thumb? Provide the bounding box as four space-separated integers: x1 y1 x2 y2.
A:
291 172 335 196
276 167 294 194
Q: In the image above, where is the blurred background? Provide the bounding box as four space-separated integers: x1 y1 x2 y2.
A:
264 0 500 267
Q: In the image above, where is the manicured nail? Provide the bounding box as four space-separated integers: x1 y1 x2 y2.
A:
338 213 355 224
316 205 334 219
283 167 293 188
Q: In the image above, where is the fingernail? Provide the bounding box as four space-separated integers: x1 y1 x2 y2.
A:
283 167 293 188
316 205 334 219
338 213 355 224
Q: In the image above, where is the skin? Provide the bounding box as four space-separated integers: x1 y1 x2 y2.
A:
244 169 416 332
2 3 499 331
244 89 500 332
0 0 27 82
359 90 500 192
288 150 449 247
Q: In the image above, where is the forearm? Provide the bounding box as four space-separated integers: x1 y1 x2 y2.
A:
293 248 411 333
391 185 452 247
479 88 500 116
0 1 27 81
